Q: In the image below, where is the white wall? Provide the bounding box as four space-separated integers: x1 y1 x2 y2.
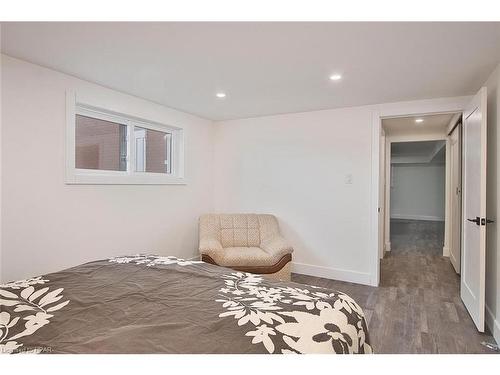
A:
0 55 215 282
213 97 470 287
390 163 446 221
1 52 488 310
485 63 500 344
213 106 375 284
0 28 3 283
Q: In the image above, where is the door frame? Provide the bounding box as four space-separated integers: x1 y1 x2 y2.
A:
384 134 448 255
448 120 462 273
370 96 471 286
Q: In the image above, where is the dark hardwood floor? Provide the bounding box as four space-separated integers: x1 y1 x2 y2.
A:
391 219 445 256
291 219 498 354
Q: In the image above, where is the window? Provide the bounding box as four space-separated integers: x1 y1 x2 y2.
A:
75 114 127 172
134 127 172 174
66 95 184 184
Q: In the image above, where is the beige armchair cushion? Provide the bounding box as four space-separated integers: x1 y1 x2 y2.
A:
220 214 260 247
199 213 293 269
207 247 275 267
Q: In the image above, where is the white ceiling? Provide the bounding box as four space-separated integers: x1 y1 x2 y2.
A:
392 141 442 156
2 22 500 121
391 140 446 164
382 113 456 137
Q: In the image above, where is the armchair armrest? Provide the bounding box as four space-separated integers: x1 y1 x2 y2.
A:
260 235 293 258
199 238 223 257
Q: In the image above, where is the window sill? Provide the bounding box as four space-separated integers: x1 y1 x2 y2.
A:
65 171 187 185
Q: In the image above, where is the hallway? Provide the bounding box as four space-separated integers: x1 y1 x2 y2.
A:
390 219 444 256
291 218 497 353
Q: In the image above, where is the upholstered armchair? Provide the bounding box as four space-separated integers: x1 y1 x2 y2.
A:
199 214 293 280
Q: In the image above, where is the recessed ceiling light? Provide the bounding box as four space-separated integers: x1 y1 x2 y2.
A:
329 74 342 81
415 118 424 123
216 92 226 99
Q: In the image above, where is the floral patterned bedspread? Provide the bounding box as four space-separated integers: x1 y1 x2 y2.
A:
0 255 372 354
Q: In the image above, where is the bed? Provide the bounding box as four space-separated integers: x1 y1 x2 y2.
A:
0 255 372 354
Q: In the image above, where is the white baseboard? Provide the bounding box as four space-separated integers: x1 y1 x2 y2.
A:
391 214 445 222
292 262 371 286
442 246 450 257
385 241 391 252
486 304 500 345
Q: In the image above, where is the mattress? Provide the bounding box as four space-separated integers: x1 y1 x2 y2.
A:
0 255 372 354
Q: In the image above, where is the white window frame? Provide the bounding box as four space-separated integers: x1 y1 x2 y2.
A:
65 91 185 185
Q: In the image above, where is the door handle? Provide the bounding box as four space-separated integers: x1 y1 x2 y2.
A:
481 218 495 225
467 217 481 225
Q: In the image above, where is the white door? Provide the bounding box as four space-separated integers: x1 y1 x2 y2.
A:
449 125 461 274
461 87 487 332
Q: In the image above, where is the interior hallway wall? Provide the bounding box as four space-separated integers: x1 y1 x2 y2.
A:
390 163 446 221
213 95 471 286
213 106 375 284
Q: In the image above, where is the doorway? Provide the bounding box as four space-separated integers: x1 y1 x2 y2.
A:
374 87 489 333
378 113 468 300
379 113 459 261
389 140 446 257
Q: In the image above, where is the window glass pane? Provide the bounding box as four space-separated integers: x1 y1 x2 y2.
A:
134 126 172 174
75 114 127 171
